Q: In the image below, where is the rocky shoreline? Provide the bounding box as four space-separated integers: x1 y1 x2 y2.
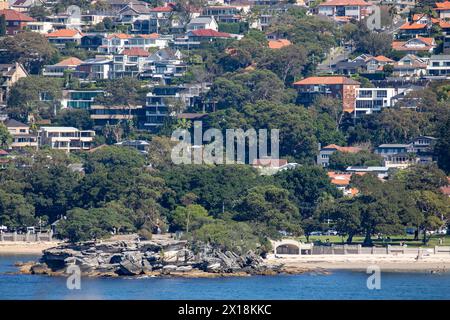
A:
17 239 311 278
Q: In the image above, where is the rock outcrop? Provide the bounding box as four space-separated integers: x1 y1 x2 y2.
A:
29 239 283 278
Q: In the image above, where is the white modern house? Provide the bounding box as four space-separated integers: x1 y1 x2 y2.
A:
427 55 450 78
38 127 95 152
186 16 219 31
354 87 407 115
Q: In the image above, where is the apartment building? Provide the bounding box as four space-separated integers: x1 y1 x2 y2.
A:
0 63 28 107
427 55 450 77
354 87 406 115
317 0 371 21
38 127 95 152
293 76 360 113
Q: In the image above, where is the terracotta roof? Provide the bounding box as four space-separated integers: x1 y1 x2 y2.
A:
268 39 292 49
322 144 362 153
137 33 160 39
55 57 83 66
46 29 82 38
435 1 450 10
319 0 370 6
293 76 360 85
373 55 394 62
327 172 352 186
121 48 150 57
440 20 450 28
0 150 9 156
189 29 231 38
399 22 428 30
441 186 450 196
392 38 435 51
0 9 34 22
106 33 132 39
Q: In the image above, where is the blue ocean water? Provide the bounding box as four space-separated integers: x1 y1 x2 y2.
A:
1 255 450 300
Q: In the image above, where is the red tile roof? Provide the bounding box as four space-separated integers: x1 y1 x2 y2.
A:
121 48 150 57
46 29 82 38
319 0 370 6
435 1 450 10
0 9 34 22
268 39 292 49
323 144 362 153
373 55 394 62
55 57 84 66
293 76 360 85
0 150 9 156
106 33 132 39
399 22 428 30
190 29 231 38
392 37 435 51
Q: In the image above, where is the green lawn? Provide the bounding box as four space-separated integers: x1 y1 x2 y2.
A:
297 234 450 248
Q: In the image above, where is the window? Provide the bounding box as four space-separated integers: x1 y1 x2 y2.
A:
358 90 372 98
376 90 387 98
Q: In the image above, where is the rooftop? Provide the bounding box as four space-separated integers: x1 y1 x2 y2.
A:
0 9 34 22
293 76 360 86
322 144 362 153
318 0 370 6
46 29 83 38
268 39 292 49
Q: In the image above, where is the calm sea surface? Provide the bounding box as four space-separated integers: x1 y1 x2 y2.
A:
1 254 450 300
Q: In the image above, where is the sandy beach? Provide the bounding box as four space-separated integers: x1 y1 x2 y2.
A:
0 241 61 255
266 253 450 272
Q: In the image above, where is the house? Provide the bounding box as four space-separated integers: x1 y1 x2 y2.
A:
375 143 412 157
108 0 145 13
3 118 38 149
293 76 360 112
410 135 437 163
42 57 84 77
187 29 231 42
268 39 291 49
427 55 450 78
90 104 141 129
186 16 219 31
10 0 43 12
61 90 104 109
364 55 394 73
45 29 84 48
392 37 436 54
112 48 150 79
118 2 153 24
26 21 54 34
335 60 366 75
115 140 149 154
435 1 450 20
397 22 431 39
141 48 186 83
139 84 207 131
317 144 362 167
38 126 95 152
74 57 113 80
327 172 359 197
0 63 28 107
98 33 132 54
346 166 389 179
81 34 105 51
392 54 427 78
0 9 34 35
45 12 82 30
317 0 371 21
354 87 406 115
202 6 241 23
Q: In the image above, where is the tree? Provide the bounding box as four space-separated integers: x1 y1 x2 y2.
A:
276 165 341 218
54 109 94 130
0 123 12 148
171 204 212 233
0 32 58 74
328 150 383 171
401 164 448 191
0 190 36 229
95 77 147 107
236 185 302 238
7 76 63 122
435 112 450 174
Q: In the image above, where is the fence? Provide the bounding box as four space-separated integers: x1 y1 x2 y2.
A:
0 231 53 242
309 244 450 255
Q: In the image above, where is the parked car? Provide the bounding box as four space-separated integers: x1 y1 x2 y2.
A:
310 231 323 236
324 230 338 236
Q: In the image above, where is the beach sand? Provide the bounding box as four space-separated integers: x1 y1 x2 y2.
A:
0 241 61 255
266 253 450 272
